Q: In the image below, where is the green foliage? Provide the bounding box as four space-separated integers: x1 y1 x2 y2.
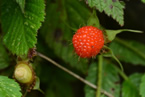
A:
110 38 145 65
0 0 145 97
16 0 25 13
1 0 45 56
85 61 120 97
140 74 145 97
87 0 125 26
39 0 90 73
0 76 22 97
122 73 142 97
65 0 90 28
101 62 120 97
0 42 10 69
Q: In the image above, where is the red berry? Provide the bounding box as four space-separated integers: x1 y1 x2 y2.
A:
72 26 104 58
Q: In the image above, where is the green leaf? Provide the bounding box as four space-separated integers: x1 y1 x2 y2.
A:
16 0 25 13
101 62 120 97
139 74 145 97
0 76 22 97
87 0 125 26
85 62 120 97
65 0 90 28
122 82 139 97
84 63 97 97
129 73 143 88
0 42 10 69
122 73 142 97
1 0 45 55
106 29 143 41
87 10 100 28
110 38 145 65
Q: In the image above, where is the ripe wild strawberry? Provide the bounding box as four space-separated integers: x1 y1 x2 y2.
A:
72 26 104 58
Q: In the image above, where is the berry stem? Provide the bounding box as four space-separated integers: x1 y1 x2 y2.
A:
113 65 128 80
103 45 124 71
63 21 77 31
23 89 28 97
96 55 103 97
37 52 114 97
104 59 128 80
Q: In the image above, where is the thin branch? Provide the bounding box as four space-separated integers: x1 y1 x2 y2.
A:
37 52 114 97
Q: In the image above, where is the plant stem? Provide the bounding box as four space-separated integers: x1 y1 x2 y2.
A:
114 65 128 80
96 55 103 97
37 52 114 97
115 38 145 60
22 88 28 97
103 45 124 71
63 21 77 31
105 59 128 81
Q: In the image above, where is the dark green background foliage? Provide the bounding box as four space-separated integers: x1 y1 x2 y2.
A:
0 0 145 97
